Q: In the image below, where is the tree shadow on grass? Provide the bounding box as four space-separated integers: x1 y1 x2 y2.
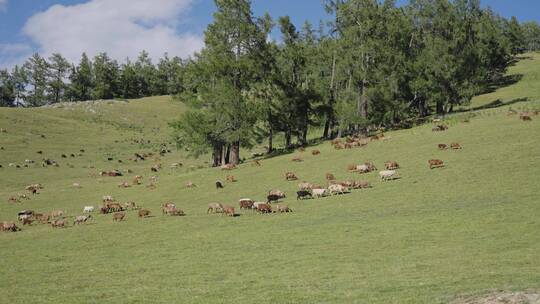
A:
455 97 529 113
479 74 524 95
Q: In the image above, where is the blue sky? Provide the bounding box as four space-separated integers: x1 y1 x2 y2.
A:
0 0 539 69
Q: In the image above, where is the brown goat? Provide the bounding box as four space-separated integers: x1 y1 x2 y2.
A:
276 204 292 213
438 144 448 150
384 161 399 170
325 173 336 181
112 212 126 221
138 209 151 218
311 149 321 156
51 219 67 228
256 203 273 214
222 205 235 217
285 172 298 181
239 199 254 210
450 143 462 149
226 175 237 182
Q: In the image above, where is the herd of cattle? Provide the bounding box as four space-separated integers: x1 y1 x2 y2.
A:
8 111 539 233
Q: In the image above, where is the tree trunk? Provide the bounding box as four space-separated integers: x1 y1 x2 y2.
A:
285 130 292 148
212 144 222 167
268 126 273 154
302 127 308 146
323 116 330 139
230 141 240 165
436 100 444 115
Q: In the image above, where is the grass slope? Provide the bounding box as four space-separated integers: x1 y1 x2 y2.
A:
0 56 539 304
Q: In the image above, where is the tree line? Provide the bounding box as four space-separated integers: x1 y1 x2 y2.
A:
0 51 185 107
170 0 540 166
1 0 539 166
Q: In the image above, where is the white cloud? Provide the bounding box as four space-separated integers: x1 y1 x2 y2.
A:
22 0 204 64
0 0 7 12
0 43 32 69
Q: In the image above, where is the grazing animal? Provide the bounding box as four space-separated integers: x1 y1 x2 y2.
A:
353 180 371 189
326 173 336 181
216 180 224 189
256 203 273 214
311 150 321 156
207 203 224 214
138 209 151 218
347 164 358 172
312 188 329 198
118 181 131 188
102 195 114 203
334 143 345 150
22 217 34 226
74 215 92 225
428 159 445 169
276 204 292 213
112 212 126 222
432 124 448 132
357 162 377 173
296 190 313 200
267 194 281 204
51 219 67 228
185 181 197 188
520 113 532 121
1 221 21 232
291 156 303 162
50 210 64 218
239 198 254 210
150 164 161 172
220 164 236 170
285 172 298 181
252 160 261 167
37 214 51 224
450 143 462 149
166 208 185 216
226 175 237 182
25 184 43 194
298 147 306 152
438 144 448 150
268 190 286 199
328 184 347 195
222 205 235 217
124 202 138 210
384 161 400 170
83 206 95 213
161 203 176 214
298 182 313 190
8 196 20 203
132 175 143 185
379 170 399 181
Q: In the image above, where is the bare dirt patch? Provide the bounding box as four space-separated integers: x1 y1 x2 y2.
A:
452 291 540 304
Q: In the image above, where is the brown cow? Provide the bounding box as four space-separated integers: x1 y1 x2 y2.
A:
311 150 321 156
226 175 237 182
429 159 444 169
285 172 298 181
113 212 126 222
438 144 448 150
385 161 399 170
165 207 185 216
138 209 151 218
326 173 336 181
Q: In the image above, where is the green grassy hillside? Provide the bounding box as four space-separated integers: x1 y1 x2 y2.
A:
0 56 539 304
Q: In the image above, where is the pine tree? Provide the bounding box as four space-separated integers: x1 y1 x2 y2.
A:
47 53 70 103
0 69 15 107
93 52 120 100
68 53 94 101
23 53 49 106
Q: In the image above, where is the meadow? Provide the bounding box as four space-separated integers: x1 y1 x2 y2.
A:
0 55 539 304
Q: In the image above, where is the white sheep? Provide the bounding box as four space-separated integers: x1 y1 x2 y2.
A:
83 206 95 213
379 170 399 181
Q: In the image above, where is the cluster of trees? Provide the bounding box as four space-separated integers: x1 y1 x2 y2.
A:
171 0 540 166
0 51 185 107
